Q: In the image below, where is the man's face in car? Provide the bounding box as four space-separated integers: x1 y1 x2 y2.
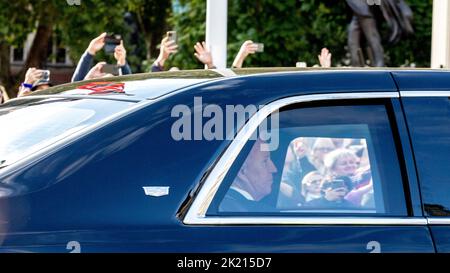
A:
242 140 278 201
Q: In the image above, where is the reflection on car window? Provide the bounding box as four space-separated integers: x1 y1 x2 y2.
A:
0 98 134 169
402 97 450 216
214 103 407 216
278 135 378 213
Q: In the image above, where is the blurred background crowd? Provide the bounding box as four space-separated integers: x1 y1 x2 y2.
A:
0 0 432 102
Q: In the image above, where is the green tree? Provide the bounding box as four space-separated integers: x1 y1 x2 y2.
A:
168 0 432 69
128 0 172 62
0 1 38 96
0 0 434 97
167 0 207 69
0 0 129 97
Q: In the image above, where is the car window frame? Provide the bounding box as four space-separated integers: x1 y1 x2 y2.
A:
400 91 450 225
183 92 427 226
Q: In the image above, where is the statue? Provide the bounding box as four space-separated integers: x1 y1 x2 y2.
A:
346 0 414 67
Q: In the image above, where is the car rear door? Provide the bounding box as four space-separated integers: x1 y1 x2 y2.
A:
393 71 450 252
183 89 434 253
400 91 450 252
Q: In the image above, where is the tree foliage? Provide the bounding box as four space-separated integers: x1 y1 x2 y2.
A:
168 0 432 69
0 0 434 96
0 0 130 95
128 0 172 60
0 0 175 95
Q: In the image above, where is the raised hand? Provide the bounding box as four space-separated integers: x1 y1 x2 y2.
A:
232 40 258 68
318 48 332 68
114 40 127 66
84 62 108 80
87 32 107 56
194 41 214 69
155 37 178 68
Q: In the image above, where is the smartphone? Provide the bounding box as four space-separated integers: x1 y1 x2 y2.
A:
254 43 264 53
166 31 177 44
104 34 121 53
102 64 120 76
324 179 349 190
41 70 50 81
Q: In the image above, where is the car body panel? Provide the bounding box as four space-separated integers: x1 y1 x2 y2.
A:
0 69 447 252
400 95 450 252
0 226 434 253
391 70 450 91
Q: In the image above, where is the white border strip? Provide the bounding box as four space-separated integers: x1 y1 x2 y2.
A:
401 91 450 97
190 217 427 225
183 92 418 225
428 218 450 225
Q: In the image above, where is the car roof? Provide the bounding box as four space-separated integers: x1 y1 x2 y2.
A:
20 67 450 102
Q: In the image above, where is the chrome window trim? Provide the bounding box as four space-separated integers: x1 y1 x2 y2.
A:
187 217 427 226
400 91 450 97
182 91 425 226
427 218 450 225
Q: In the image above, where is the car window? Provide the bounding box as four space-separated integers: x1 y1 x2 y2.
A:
0 98 135 170
209 101 408 216
402 97 450 216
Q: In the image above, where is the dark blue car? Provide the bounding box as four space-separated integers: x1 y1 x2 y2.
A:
0 68 449 253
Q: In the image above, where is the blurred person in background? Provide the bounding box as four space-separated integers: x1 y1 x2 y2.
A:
306 176 355 209
71 33 131 82
83 62 115 80
17 68 52 97
0 85 9 104
309 138 336 174
318 48 332 68
193 41 216 69
232 40 259 69
151 36 179 72
278 137 315 208
301 171 324 203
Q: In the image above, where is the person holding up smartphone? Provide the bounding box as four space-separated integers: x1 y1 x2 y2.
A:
231 40 260 69
151 32 179 72
71 33 131 82
0 85 8 104
18 68 52 97
306 176 356 209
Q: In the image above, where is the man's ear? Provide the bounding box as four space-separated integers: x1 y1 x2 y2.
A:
237 162 249 181
240 162 248 174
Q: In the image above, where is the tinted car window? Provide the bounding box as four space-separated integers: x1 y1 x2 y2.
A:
209 101 408 216
0 98 135 171
402 97 450 216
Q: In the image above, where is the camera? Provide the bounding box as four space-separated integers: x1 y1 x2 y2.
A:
254 43 264 53
104 34 121 53
323 177 351 190
41 70 50 81
166 31 177 44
